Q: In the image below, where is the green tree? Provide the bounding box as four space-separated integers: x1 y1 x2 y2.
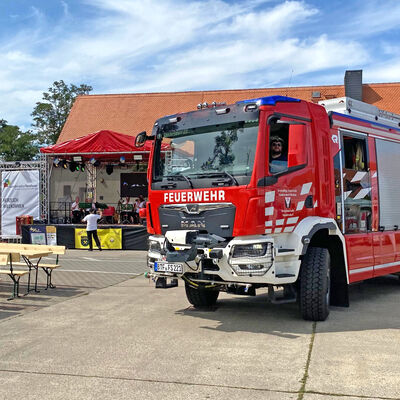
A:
0 120 38 161
31 80 92 145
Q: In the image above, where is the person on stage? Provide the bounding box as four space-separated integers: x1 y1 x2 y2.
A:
133 198 140 224
120 196 133 223
84 197 96 215
138 195 146 225
71 196 82 223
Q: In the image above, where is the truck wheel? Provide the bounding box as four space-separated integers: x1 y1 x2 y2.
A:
185 283 219 308
299 247 330 321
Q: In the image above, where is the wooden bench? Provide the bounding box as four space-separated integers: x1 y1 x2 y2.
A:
33 245 65 289
0 253 30 300
0 244 65 290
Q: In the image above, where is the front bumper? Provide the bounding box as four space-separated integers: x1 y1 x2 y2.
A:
147 233 300 285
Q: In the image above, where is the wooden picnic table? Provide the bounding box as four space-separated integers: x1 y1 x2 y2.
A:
0 249 53 294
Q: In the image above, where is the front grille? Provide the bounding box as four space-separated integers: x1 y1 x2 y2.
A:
159 203 235 237
162 203 231 214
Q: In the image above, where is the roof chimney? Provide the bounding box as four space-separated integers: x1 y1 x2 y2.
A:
344 70 363 101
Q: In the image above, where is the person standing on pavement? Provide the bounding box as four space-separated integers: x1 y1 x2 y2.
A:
82 208 102 251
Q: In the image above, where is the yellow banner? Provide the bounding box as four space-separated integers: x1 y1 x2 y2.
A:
75 228 122 250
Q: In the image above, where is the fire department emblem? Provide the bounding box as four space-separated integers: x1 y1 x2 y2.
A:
285 197 291 208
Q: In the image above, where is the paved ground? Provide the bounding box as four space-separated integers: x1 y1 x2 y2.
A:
0 250 146 320
0 249 399 399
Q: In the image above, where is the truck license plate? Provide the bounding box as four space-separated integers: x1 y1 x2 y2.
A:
154 262 183 273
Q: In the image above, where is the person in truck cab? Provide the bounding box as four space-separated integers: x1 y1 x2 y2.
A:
269 136 288 173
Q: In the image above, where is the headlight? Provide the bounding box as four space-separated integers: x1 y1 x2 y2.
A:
148 239 163 268
229 242 273 276
232 243 269 258
148 239 162 253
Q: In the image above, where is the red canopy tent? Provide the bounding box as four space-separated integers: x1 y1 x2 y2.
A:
40 130 167 160
40 130 167 222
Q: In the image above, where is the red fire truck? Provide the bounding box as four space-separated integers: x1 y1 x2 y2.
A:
136 95 400 321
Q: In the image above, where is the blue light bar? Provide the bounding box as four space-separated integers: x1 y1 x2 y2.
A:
237 95 301 106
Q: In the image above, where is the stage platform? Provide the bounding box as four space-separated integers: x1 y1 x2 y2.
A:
21 224 149 250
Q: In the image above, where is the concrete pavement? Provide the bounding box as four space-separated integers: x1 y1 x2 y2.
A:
0 250 399 399
0 250 147 320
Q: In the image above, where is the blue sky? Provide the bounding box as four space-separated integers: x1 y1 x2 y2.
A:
1 0 400 130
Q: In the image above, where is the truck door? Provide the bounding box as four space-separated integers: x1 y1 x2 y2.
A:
264 115 311 236
334 131 374 282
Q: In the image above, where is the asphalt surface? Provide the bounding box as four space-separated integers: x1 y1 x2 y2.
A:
0 249 399 399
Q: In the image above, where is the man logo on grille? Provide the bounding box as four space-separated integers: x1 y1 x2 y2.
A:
185 204 200 214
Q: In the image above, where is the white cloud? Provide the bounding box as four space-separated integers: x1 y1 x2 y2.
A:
0 0 399 128
209 1 318 38
364 59 400 82
124 33 367 92
350 0 400 37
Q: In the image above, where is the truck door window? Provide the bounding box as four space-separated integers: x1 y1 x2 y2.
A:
269 120 289 174
341 135 372 233
268 118 307 175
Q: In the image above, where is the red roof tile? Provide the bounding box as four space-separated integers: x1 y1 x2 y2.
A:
59 83 400 143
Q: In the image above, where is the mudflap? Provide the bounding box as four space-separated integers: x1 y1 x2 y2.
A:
330 275 349 307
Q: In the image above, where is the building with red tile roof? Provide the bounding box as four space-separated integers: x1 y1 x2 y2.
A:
59 81 400 144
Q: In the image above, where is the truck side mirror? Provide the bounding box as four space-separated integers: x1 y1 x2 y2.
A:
135 131 148 148
287 124 307 168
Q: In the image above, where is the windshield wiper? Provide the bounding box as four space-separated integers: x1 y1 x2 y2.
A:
164 174 193 189
198 171 239 186
221 171 239 186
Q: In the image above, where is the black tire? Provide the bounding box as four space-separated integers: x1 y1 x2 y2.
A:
299 247 331 321
185 282 219 308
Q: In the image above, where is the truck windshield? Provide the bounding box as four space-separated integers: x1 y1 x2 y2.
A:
153 120 259 186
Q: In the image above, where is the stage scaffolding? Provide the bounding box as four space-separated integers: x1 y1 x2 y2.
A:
0 154 49 236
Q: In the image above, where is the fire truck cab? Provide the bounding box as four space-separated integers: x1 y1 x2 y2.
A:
137 95 400 321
